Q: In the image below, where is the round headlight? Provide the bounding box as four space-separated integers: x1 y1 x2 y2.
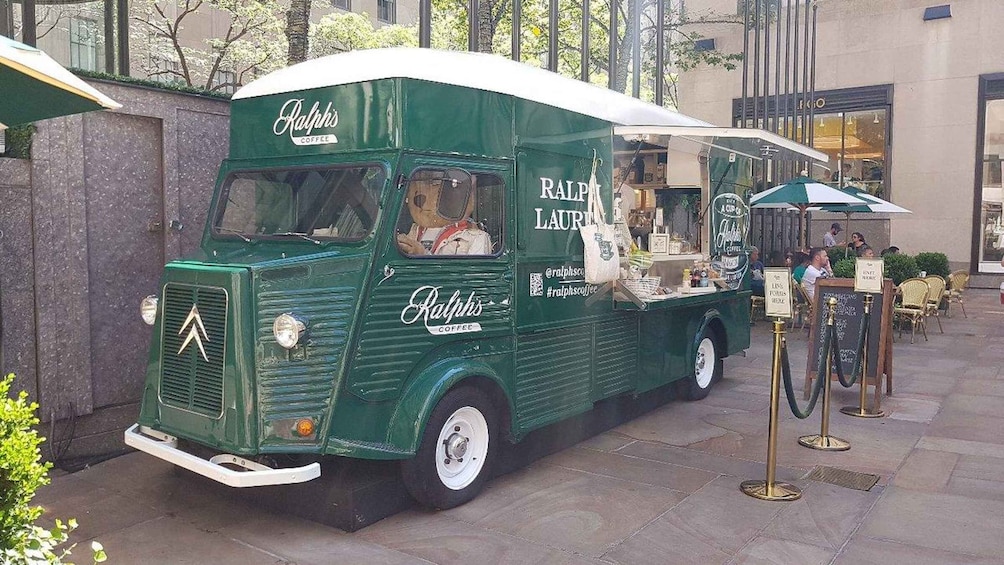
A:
140 295 158 326
273 313 306 349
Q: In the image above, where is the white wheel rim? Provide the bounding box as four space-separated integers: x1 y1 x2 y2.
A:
695 337 716 389
435 406 489 491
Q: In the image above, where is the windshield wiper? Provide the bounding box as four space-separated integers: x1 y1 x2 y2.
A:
274 231 322 245
215 227 252 243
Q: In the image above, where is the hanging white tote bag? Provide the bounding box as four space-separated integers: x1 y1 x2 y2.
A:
580 159 621 284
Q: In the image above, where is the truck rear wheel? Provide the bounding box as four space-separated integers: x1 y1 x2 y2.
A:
401 386 496 509
679 329 722 401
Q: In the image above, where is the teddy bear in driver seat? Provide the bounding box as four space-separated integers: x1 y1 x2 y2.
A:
396 169 492 256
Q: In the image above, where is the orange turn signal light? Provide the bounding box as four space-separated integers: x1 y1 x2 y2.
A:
295 418 315 437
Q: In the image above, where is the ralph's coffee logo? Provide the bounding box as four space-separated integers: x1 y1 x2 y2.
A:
400 286 484 336
711 193 750 290
273 99 339 146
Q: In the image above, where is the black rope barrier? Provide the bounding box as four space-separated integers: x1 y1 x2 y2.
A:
833 305 870 388
781 328 829 419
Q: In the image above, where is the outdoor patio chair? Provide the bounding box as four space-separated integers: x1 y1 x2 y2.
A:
923 275 946 333
894 278 929 344
750 294 766 324
945 270 970 318
791 277 814 330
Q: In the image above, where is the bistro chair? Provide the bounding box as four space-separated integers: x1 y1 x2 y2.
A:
923 275 946 333
750 294 766 324
945 270 970 318
791 277 814 331
894 278 929 344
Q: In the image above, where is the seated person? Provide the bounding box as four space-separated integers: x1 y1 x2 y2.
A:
750 246 765 296
847 232 868 257
792 251 810 283
396 169 492 256
801 247 832 301
860 245 876 258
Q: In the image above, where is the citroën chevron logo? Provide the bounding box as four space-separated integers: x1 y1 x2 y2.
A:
178 304 210 362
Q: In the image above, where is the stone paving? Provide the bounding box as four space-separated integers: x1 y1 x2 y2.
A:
34 289 1004 564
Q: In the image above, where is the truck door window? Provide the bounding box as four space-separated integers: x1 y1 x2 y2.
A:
214 165 385 241
396 168 504 257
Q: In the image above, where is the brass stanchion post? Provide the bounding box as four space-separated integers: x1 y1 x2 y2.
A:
841 294 885 418
741 319 802 501
799 297 851 451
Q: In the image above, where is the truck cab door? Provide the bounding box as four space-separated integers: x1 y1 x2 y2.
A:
347 157 515 404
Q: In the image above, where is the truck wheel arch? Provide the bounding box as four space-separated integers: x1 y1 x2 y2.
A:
689 309 727 366
386 359 513 456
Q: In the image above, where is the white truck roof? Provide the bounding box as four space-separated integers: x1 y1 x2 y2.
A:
233 47 711 128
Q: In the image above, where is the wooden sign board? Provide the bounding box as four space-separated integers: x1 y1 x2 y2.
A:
804 278 895 410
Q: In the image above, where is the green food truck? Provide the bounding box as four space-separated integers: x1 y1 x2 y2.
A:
125 48 825 509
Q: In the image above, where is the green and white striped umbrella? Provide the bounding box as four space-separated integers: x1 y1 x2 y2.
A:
0 35 120 130
751 176 867 249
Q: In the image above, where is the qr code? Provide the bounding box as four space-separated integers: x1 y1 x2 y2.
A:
529 273 544 296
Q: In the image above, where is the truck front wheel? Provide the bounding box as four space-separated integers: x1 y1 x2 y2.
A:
401 386 496 509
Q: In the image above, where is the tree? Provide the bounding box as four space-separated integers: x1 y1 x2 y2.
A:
427 0 742 107
310 12 418 56
286 0 311 64
131 0 286 92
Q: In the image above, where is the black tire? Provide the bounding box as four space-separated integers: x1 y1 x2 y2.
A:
401 386 496 509
678 329 722 401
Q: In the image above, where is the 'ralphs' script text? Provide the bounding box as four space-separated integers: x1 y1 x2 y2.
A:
400 286 484 335
273 99 339 146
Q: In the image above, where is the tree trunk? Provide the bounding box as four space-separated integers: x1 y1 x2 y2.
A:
286 0 311 64
478 4 493 52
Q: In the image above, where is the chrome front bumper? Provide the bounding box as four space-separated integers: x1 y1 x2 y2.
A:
124 424 321 488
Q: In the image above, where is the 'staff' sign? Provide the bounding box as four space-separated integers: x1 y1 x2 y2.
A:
854 258 884 293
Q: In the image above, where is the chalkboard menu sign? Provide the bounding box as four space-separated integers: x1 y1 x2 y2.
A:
804 278 894 410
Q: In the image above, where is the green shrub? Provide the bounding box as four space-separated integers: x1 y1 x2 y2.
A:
0 374 105 564
832 258 856 278
883 253 919 285
914 252 950 279
826 246 850 267
1 124 34 159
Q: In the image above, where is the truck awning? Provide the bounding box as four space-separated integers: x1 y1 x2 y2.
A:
613 126 828 164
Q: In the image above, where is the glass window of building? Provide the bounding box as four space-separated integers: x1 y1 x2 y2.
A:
69 17 99 72
211 69 238 95
378 0 396 23
733 87 892 199
978 95 1004 270
331 0 350 9
811 110 888 197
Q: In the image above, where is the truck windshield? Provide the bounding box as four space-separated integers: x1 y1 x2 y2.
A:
213 165 385 241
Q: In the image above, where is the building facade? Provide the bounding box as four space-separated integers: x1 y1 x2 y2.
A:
677 0 1004 274
2 0 419 92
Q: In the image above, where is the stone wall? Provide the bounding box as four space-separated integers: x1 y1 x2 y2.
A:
0 79 230 464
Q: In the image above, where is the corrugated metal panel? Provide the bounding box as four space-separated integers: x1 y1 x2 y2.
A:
515 324 592 428
593 317 638 398
350 263 511 401
256 287 355 419
161 284 227 417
